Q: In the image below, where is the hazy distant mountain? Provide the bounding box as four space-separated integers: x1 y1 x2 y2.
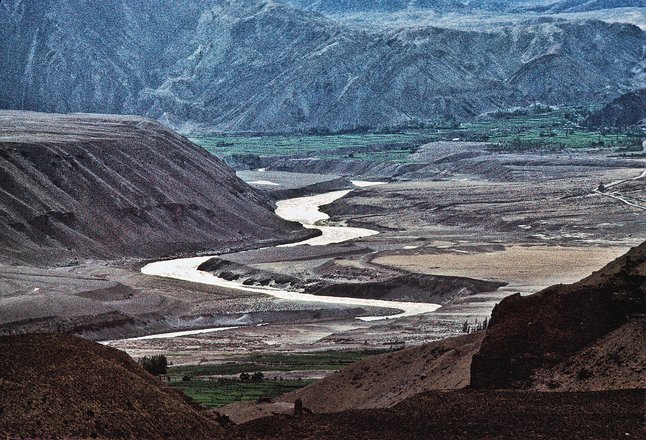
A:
0 0 213 115
584 89 646 127
277 0 480 13
1 0 644 132
277 0 644 13
276 0 543 14
543 0 646 13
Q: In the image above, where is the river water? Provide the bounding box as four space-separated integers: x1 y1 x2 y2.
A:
136 189 441 339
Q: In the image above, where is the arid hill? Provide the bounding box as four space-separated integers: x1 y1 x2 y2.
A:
230 389 644 439
0 111 309 264
0 333 223 439
219 332 483 424
584 88 646 128
531 314 645 391
471 241 645 389
222 242 646 435
1 245 644 438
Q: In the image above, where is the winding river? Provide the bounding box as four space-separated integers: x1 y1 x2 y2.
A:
140 187 441 331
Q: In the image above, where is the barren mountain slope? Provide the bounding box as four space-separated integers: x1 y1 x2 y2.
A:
2 0 644 131
546 0 646 13
585 88 646 127
471 241 645 388
231 389 645 439
0 111 308 264
219 332 483 423
531 314 646 391
0 334 223 439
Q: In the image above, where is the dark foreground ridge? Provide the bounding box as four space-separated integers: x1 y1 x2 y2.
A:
471 241 646 389
0 334 224 439
0 111 310 264
1 335 643 440
229 389 644 440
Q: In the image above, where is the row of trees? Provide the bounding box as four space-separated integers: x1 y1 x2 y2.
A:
462 317 489 334
239 372 264 382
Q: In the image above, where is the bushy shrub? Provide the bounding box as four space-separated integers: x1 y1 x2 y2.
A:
139 354 168 375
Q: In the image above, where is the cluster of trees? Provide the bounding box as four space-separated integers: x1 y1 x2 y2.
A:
462 317 489 334
490 138 548 152
138 354 168 375
489 104 554 119
239 372 264 382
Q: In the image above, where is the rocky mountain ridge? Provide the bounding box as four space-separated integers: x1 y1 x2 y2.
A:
1 0 644 132
279 0 645 14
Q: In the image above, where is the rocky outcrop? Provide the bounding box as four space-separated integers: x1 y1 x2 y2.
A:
198 256 505 304
584 88 646 128
1 0 644 132
470 242 645 389
531 314 646 391
0 111 309 264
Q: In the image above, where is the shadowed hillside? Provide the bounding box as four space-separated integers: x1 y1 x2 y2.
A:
471 241 645 388
585 88 646 128
229 389 644 439
0 111 310 264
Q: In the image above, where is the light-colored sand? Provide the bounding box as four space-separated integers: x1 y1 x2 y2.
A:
373 245 630 290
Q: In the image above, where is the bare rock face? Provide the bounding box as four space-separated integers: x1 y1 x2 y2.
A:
0 111 308 264
470 242 645 389
1 0 644 132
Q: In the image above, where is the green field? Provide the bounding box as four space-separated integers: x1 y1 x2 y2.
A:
171 379 315 408
191 106 644 162
169 349 388 378
168 349 389 407
191 132 433 163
